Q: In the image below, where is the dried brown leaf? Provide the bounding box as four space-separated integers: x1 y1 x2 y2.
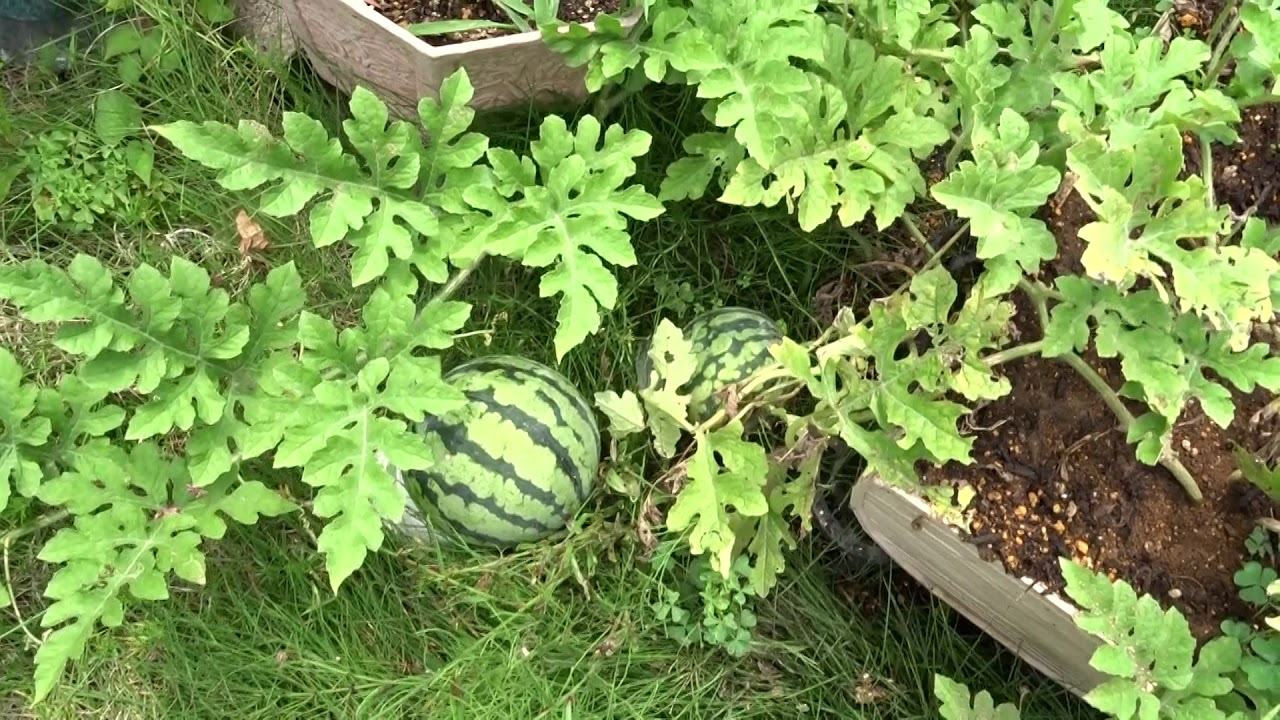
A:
235 209 270 260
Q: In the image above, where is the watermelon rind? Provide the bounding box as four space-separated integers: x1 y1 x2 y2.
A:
407 355 601 547
634 307 782 423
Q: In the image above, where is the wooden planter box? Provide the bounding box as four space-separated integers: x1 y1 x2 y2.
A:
280 0 634 118
850 474 1107 697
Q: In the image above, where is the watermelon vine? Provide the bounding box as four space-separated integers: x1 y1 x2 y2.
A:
6 0 1280 712
0 68 662 702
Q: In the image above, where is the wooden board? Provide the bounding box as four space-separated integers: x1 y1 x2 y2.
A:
850 474 1107 697
281 0 634 117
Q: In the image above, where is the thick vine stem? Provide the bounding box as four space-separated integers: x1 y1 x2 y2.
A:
0 508 71 548
1201 136 1216 211
1204 0 1241 48
1056 352 1203 502
3 542 41 645
592 70 650 118
418 255 485 316
1018 279 1204 502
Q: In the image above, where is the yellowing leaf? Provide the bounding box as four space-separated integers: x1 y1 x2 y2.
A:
638 319 698 457
665 422 769 577
594 390 646 437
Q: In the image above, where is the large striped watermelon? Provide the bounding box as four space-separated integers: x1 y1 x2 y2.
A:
406 355 601 547
636 307 783 422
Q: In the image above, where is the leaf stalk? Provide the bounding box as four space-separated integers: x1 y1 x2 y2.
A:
982 340 1044 367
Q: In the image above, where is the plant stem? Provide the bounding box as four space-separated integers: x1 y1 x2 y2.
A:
900 212 973 272
900 213 930 247
1204 0 1241 52
3 543 40 645
593 71 650 118
909 47 952 62
1201 136 1216 211
1018 279 1204 502
1057 352 1202 502
416 256 485 321
943 128 971 173
0 508 70 547
1029 0 1075 65
982 340 1044 367
3 508 71 645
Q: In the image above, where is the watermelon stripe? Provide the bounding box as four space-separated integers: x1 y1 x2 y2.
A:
415 474 554 545
528 383 598 471
463 387 590 499
692 313 775 336
686 330 780 396
736 346 775 377
456 359 598 447
423 418 565 514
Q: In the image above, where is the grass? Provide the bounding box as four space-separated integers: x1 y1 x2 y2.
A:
0 3 1122 718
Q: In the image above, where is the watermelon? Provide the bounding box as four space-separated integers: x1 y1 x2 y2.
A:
636 307 782 422
405 355 601 547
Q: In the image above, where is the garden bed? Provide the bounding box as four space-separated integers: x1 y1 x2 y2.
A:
282 0 637 118
374 0 623 45
908 106 1280 644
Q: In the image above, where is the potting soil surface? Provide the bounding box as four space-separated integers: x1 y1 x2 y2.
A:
1177 0 1280 223
371 0 624 46
918 118 1280 639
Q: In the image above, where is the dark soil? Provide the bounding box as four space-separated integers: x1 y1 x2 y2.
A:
899 5 1280 641
373 0 623 46
1185 103 1280 225
1173 0 1280 222
917 189 1280 642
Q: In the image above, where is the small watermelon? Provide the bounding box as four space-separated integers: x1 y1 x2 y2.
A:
407 355 601 547
635 307 782 422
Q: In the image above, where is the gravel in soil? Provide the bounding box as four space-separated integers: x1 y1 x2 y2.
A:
372 0 623 46
919 191 1280 642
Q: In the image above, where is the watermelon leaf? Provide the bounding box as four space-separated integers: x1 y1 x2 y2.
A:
934 674 1023 719
0 256 319 701
742 481 796 596
637 319 699 457
30 441 295 703
717 29 948 231
150 77 471 287
594 390 646 437
0 255 249 443
1060 558 1250 718
666 421 769 578
0 347 50 514
247 284 470 591
930 108 1060 296
450 114 665 360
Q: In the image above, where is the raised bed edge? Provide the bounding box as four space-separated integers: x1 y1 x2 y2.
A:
281 0 638 117
850 473 1108 697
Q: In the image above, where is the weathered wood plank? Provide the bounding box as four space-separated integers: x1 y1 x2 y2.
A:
281 0 627 117
850 474 1107 697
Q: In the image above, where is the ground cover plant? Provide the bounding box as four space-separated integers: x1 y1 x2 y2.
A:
1 0 1278 718
1 2 1107 718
